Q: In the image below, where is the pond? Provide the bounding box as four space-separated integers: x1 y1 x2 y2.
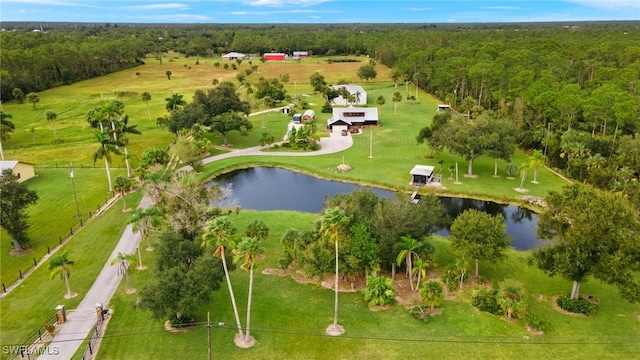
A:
208 167 543 250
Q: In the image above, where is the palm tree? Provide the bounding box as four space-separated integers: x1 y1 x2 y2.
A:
130 206 162 251
165 93 186 112
110 252 136 292
100 100 124 144
141 92 152 121
412 257 430 291
420 280 445 311
0 111 15 161
497 280 525 320
93 128 122 192
27 92 39 109
505 163 518 179
114 114 141 178
319 207 348 336
518 161 528 191
392 92 402 115
202 216 244 342
394 235 426 291
12 88 24 103
49 253 75 297
529 149 547 184
45 110 59 140
234 236 264 347
113 175 134 211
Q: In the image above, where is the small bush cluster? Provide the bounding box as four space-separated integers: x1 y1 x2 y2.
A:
556 295 597 316
525 311 549 332
471 288 503 316
410 306 430 323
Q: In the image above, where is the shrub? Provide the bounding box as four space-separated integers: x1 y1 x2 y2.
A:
526 311 549 332
472 288 503 316
556 295 597 316
410 306 429 323
362 274 395 306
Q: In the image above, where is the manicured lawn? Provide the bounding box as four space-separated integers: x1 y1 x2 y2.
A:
0 190 142 359
0 167 126 286
94 211 640 360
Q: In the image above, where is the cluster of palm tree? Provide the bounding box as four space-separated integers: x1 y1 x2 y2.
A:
86 100 141 191
202 216 267 347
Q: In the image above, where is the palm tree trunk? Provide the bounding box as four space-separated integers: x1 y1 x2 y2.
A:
146 103 151 121
121 192 128 210
245 265 254 342
475 258 479 278
468 158 474 176
408 252 414 292
50 121 58 140
333 239 339 326
0 139 4 161
221 248 244 338
104 157 113 192
494 159 498 177
124 145 132 178
533 166 539 183
64 271 72 296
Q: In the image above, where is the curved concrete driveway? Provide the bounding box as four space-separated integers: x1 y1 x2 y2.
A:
39 132 352 360
202 130 353 165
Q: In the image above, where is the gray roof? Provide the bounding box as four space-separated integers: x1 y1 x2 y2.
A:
331 106 378 122
221 52 245 58
0 160 19 171
410 165 435 176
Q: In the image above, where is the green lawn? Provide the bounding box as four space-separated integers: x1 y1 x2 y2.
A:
94 210 640 360
0 190 142 358
0 168 126 286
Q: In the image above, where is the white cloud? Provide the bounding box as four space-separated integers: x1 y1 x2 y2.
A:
244 0 330 7
408 7 431 12
481 6 522 10
123 3 191 11
565 0 640 9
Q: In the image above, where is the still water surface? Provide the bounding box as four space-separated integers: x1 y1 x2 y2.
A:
208 167 543 250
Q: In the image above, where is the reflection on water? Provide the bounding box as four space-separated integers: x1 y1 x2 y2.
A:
207 167 543 250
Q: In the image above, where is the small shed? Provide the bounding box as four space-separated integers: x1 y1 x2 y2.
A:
0 160 36 183
302 109 315 122
409 165 435 186
293 51 309 58
437 104 451 112
282 106 291 114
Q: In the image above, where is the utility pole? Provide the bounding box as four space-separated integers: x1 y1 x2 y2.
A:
369 130 373 158
69 163 80 217
207 312 211 360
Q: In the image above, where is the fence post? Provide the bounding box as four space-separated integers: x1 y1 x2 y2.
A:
89 211 92 219
19 269 22 279
38 329 42 341
2 283 6 292
70 227 73 236
33 258 37 267
59 237 62 245
80 219 83 227
47 246 50 254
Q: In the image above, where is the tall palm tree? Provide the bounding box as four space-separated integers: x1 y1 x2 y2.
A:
394 236 427 291
93 128 122 192
165 93 186 112
45 110 59 140
0 111 15 161
412 257 430 291
130 206 162 251
202 216 244 341
234 236 264 347
529 149 547 184
114 114 141 178
110 252 136 292
392 92 402 115
518 161 529 191
319 207 348 336
49 253 75 297
101 100 124 144
141 92 152 121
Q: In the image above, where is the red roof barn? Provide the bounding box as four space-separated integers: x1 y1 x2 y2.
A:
263 53 286 61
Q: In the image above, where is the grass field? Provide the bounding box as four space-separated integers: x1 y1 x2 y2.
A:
0 190 142 358
94 210 640 360
1 54 628 360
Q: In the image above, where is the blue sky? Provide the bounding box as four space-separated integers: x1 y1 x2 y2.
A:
1 1 639 24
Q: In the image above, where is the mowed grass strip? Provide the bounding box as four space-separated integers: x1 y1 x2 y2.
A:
94 211 640 360
0 190 142 358
0 168 126 286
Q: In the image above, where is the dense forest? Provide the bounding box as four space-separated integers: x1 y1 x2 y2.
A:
1 22 639 206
